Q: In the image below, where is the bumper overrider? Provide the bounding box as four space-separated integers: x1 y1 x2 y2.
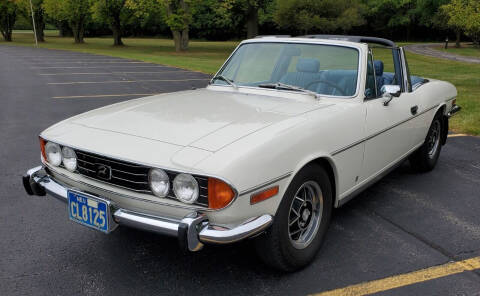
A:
22 166 273 251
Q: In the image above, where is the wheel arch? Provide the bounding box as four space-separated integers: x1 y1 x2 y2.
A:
435 104 448 145
288 155 339 209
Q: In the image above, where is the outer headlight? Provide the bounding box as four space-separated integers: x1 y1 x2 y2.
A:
149 168 170 197
45 142 62 166
62 147 77 172
173 173 199 204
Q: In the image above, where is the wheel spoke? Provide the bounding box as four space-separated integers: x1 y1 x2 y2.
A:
289 216 299 226
291 207 300 217
290 228 302 236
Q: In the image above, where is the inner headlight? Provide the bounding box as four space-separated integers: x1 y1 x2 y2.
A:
62 147 77 172
173 173 199 204
45 142 62 166
149 168 170 197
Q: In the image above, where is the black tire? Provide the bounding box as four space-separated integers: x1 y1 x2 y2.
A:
254 163 332 272
409 113 444 172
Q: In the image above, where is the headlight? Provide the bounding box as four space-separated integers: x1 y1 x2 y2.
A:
173 173 199 204
45 142 62 166
149 168 170 197
62 147 77 172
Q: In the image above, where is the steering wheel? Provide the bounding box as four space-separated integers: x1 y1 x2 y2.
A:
305 80 346 96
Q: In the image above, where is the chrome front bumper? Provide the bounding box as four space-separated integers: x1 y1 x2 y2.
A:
447 104 461 118
23 166 273 251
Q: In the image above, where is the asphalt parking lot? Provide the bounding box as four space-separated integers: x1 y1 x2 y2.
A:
1 45 479 296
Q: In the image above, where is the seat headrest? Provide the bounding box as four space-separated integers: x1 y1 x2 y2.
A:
296 58 320 73
374 60 384 76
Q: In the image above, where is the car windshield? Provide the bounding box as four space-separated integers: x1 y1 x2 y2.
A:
212 42 360 97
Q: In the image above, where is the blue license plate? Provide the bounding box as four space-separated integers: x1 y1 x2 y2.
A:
68 190 109 233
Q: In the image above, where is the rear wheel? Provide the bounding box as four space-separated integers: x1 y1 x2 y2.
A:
254 164 332 271
410 113 443 172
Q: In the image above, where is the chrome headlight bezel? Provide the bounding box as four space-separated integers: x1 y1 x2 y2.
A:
148 168 170 198
173 173 199 204
61 146 77 172
45 142 62 166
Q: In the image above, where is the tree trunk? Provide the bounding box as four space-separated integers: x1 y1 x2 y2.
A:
1 13 15 41
181 28 189 51
111 16 123 46
172 29 189 52
71 19 85 44
1 30 12 42
246 4 259 39
172 30 181 52
455 29 461 48
34 9 45 42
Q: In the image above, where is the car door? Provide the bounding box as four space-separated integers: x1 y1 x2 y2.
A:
362 48 417 180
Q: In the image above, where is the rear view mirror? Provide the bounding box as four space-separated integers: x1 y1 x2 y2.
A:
381 85 401 106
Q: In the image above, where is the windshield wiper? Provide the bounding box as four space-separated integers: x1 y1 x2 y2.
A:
258 82 319 98
210 75 238 89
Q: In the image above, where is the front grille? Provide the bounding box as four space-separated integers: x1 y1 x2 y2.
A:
74 150 209 206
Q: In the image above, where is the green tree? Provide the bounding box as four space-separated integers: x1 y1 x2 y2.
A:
463 0 480 45
43 0 91 43
92 0 131 46
223 0 272 38
17 0 45 42
366 0 419 41
414 0 450 28
274 0 366 35
440 0 471 47
0 0 17 41
163 0 193 51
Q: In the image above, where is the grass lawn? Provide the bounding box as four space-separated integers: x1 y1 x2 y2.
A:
1 31 479 135
434 44 480 58
2 31 239 74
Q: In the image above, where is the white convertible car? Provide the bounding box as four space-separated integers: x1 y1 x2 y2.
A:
23 35 460 271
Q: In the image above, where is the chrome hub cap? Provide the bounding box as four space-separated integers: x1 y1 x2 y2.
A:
288 181 323 250
427 120 441 158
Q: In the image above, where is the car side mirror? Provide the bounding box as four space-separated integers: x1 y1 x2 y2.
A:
381 85 401 106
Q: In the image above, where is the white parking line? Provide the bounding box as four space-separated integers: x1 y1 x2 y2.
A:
52 93 159 99
39 71 191 75
30 61 149 64
27 59 136 62
32 65 171 69
48 78 208 85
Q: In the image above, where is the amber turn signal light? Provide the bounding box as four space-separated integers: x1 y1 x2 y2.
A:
208 178 235 209
39 137 47 161
250 186 279 205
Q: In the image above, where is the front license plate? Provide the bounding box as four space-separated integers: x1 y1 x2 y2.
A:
68 190 110 233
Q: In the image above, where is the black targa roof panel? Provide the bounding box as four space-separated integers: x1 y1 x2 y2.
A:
301 35 397 47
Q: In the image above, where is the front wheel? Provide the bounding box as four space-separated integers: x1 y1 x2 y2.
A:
410 113 443 172
254 164 332 271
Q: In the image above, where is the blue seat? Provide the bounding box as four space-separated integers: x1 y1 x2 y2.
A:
374 60 384 95
315 70 358 96
279 58 321 89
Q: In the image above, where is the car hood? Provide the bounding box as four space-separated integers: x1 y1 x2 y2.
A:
54 89 333 152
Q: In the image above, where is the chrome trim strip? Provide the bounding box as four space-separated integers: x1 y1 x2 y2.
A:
331 104 439 156
337 142 421 207
240 172 292 196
